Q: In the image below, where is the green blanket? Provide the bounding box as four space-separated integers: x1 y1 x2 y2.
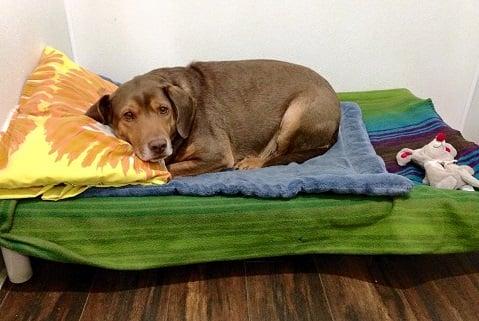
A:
1 89 478 269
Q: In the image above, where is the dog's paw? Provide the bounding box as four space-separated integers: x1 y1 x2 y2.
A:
234 156 265 170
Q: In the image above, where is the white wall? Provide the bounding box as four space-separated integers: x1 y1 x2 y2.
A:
0 1 477 130
463 65 479 143
0 0 71 286
0 0 72 123
65 0 479 130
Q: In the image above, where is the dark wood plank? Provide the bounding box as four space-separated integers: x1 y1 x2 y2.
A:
79 261 248 321
0 258 95 321
0 268 8 307
245 256 333 321
128 269 170 321
315 254 479 321
161 262 249 321
314 255 418 321
78 268 168 321
0 254 478 321
375 254 479 321
0 280 9 308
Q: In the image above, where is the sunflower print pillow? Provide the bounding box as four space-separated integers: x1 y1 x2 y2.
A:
0 47 170 200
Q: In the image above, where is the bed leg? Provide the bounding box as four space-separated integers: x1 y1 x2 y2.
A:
1 247 33 284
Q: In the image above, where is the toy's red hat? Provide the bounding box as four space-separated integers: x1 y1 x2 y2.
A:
435 132 446 142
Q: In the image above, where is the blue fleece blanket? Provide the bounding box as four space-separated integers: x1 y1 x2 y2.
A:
82 102 412 198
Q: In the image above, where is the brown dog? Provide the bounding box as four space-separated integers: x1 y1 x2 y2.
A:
86 60 340 177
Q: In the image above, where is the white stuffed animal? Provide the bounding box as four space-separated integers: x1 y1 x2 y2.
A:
396 132 479 191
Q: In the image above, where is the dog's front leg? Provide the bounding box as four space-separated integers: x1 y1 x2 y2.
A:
168 159 230 177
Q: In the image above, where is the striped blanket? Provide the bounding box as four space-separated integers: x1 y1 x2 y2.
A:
339 90 479 184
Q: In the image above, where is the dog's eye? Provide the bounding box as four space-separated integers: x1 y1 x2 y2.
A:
123 111 135 121
159 106 169 115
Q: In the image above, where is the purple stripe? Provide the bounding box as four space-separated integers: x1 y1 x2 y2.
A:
458 145 479 156
467 158 479 168
458 149 479 162
398 167 423 174
368 118 441 138
370 123 446 143
372 130 448 148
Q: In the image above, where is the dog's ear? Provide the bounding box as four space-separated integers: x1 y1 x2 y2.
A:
85 94 112 124
165 85 196 139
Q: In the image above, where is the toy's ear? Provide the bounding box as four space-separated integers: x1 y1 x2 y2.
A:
397 148 414 166
444 143 457 158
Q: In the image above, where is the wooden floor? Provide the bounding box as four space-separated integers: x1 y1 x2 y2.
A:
0 254 478 321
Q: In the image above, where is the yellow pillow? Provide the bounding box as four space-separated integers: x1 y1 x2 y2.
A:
0 47 170 200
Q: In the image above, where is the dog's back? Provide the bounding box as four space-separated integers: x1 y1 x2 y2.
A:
181 60 339 158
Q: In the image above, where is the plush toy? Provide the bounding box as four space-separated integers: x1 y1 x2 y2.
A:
396 132 479 191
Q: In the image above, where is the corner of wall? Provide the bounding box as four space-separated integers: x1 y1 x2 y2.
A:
0 1 74 123
62 0 77 62
461 60 479 143
461 60 479 130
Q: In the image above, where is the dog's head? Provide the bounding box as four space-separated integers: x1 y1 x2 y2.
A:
86 76 195 162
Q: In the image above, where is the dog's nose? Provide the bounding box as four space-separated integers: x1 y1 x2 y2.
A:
148 139 167 154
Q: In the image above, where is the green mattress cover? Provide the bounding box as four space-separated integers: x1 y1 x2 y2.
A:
1 89 478 269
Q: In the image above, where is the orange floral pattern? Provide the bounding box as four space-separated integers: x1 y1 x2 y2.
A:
0 115 36 169
0 47 170 199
